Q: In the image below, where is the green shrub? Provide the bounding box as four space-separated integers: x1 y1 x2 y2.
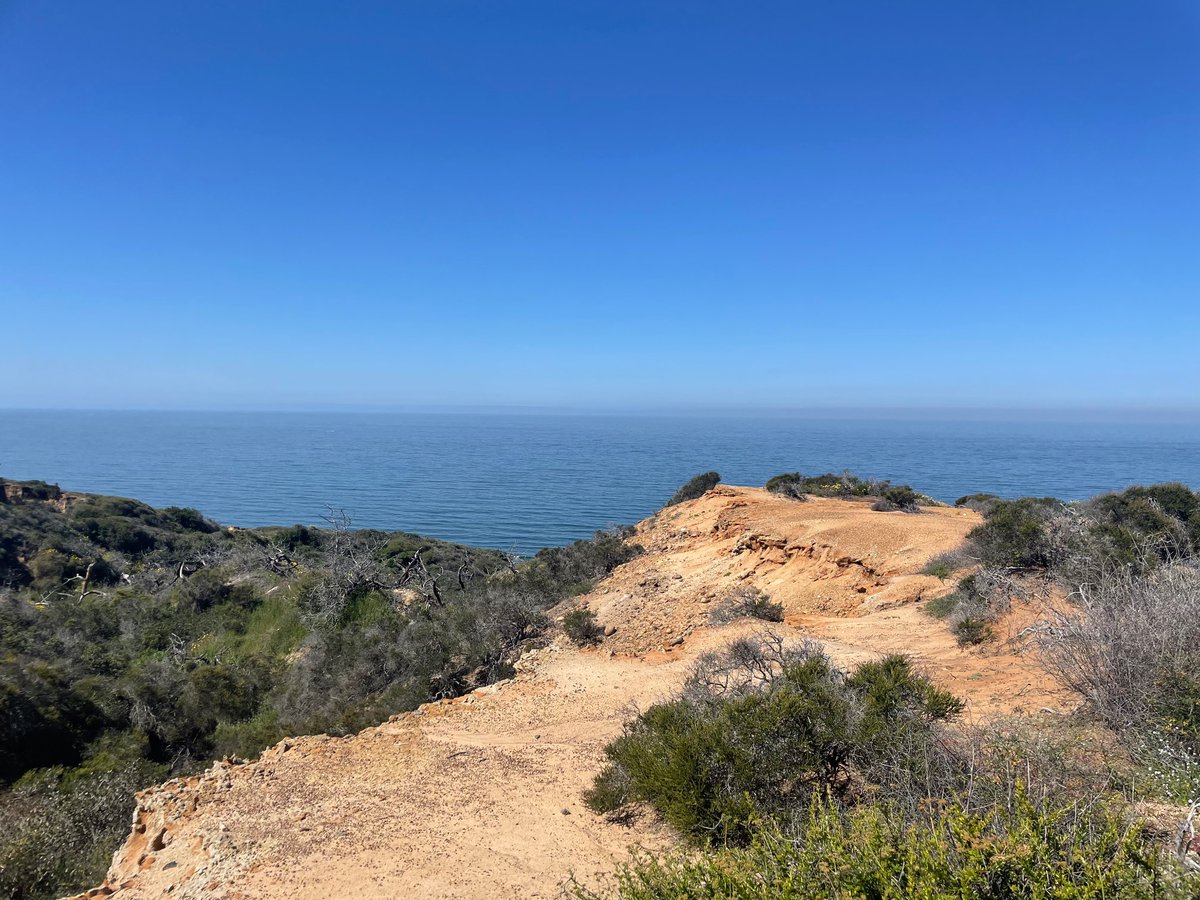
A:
273 523 323 551
178 568 259 612
665 472 720 507
513 529 641 600
585 638 961 844
574 796 1197 900
938 569 1013 646
563 607 603 646
1 480 636 899
922 547 974 580
213 708 285 760
962 484 1200 581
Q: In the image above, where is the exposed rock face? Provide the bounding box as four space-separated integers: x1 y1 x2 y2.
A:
1 478 84 512
81 487 1066 899
582 486 977 654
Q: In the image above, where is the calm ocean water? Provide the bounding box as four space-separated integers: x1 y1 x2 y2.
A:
2 411 1199 555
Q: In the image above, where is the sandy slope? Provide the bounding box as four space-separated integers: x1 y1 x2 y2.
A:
79 487 1067 900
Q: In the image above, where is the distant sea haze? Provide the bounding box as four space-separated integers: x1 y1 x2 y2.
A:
3 411 1199 556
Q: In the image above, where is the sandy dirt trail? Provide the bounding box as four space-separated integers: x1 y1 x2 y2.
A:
81 487 1067 899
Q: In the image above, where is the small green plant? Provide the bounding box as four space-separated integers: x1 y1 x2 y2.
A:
924 593 959 619
940 569 1012 646
922 547 973 580
664 472 720 507
562 606 603 645
709 587 784 624
952 616 994 646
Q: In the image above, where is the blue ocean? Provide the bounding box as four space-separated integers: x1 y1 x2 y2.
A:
2 411 1198 555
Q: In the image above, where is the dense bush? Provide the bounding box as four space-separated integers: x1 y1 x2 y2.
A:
664 472 720 507
26 548 119 595
962 484 1200 579
966 497 1062 569
1084 483 1200 568
0 757 166 900
581 629 1200 899
520 528 642 598
871 484 921 513
584 637 961 844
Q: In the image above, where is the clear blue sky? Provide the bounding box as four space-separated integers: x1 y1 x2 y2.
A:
1 1 1197 413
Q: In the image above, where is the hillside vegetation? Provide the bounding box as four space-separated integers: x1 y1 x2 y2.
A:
0 478 639 900
6 474 1200 899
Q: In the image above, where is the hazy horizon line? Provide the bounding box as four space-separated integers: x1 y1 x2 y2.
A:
3 404 1200 424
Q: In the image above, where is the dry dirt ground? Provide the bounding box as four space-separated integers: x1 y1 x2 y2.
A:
79 487 1069 900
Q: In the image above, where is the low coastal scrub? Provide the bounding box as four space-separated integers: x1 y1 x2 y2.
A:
960 482 1200 577
765 471 888 501
927 482 1200 649
766 471 928 511
575 800 1192 899
966 496 1063 569
1042 563 1200 797
955 492 1001 515
0 480 641 899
